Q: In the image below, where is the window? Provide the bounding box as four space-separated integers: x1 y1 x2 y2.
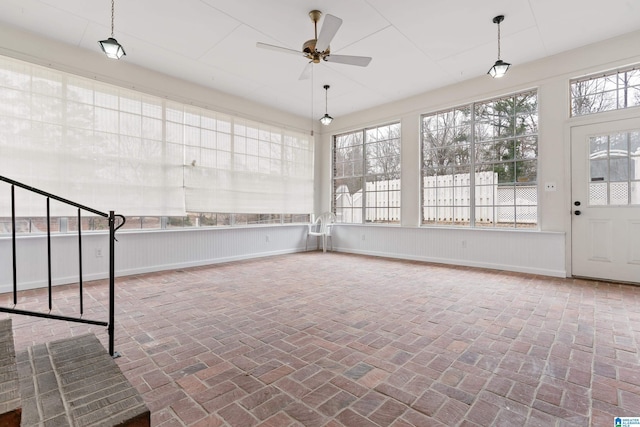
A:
589 131 640 205
0 212 311 235
182 110 314 215
0 55 313 225
421 90 538 228
333 123 401 224
571 65 640 116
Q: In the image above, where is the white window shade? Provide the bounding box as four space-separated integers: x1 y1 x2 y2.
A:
0 56 313 218
179 108 314 214
185 169 314 214
0 58 184 217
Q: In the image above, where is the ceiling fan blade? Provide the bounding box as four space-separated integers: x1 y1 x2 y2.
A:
256 42 304 57
315 14 342 53
325 54 372 67
298 62 313 80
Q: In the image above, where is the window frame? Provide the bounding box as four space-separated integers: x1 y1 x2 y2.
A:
332 122 402 225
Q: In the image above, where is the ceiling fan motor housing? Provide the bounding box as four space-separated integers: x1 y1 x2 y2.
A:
303 39 330 63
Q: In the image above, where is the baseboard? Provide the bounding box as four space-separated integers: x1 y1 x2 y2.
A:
334 247 567 278
114 248 304 277
0 248 307 293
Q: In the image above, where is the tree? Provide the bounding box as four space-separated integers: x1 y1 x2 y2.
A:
421 107 471 177
571 77 615 115
618 69 640 109
366 123 401 181
333 131 365 195
475 92 538 184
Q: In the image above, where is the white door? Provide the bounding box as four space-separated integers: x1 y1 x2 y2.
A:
571 119 640 283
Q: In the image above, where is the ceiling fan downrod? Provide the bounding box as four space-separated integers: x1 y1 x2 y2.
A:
304 10 326 63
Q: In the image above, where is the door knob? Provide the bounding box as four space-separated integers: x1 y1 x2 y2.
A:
574 210 581 215
574 201 581 206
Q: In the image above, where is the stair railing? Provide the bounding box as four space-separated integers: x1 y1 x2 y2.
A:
0 175 125 357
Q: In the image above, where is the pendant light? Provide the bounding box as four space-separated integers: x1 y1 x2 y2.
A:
99 0 126 59
320 85 333 126
487 15 510 78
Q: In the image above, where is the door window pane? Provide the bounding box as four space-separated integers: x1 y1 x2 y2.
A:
588 131 640 205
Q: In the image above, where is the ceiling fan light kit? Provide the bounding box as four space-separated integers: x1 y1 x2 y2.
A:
488 15 510 78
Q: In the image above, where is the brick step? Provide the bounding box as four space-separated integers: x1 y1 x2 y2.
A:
0 318 149 427
0 319 21 425
16 333 150 426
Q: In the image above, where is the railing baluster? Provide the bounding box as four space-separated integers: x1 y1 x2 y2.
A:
47 197 52 311
109 211 115 357
11 185 17 306
1 175 120 357
78 208 83 316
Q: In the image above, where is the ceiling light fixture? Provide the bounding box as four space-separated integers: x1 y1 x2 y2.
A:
320 84 333 126
487 15 510 78
99 0 126 59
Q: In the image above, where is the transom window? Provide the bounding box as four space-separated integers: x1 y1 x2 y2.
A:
332 123 401 224
571 65 640 117
421 90 538 228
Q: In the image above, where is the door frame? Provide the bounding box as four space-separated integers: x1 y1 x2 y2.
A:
567 109 640 281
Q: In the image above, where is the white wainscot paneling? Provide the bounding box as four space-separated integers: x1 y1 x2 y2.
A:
0 225 309 293
331 225 566 278
629 220 640 265
0 224 567 294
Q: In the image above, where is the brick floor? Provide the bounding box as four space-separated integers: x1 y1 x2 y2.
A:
2 252 640 426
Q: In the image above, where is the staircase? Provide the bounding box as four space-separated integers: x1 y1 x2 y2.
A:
0 319 149 426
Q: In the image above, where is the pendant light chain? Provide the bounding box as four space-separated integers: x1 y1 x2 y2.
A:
497 20 501 60
325 86 328 115
110 0 115 37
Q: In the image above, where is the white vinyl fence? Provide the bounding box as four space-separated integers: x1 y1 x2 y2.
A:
336 172 538 224
335 180 400 224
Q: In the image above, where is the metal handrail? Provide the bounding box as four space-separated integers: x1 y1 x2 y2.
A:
0 175 125 357
0 176 107 217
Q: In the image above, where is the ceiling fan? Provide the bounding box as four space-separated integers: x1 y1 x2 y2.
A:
256 10 372 80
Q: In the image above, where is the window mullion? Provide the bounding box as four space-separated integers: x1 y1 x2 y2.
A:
628 132 632 205
361 129 366 224
470 103 476 227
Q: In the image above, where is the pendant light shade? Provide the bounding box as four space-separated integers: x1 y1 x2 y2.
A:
319 85 333 126
487 15 510 78
320 113 333 126
99 37 126 59
488 59 510 78
99 0 126 59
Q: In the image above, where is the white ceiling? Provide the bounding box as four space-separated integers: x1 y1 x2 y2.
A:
1 0 640 119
